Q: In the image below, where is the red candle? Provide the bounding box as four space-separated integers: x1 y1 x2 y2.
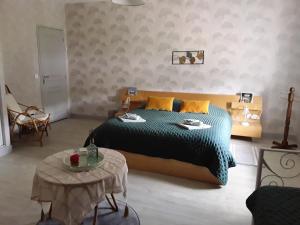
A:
70 153 80 167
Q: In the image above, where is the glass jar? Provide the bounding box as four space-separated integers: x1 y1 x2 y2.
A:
87 135 98 165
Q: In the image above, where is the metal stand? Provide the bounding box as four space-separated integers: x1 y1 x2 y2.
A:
92 193 119 225
105 193 119 212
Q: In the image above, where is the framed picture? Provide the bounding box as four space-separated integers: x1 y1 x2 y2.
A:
172 50 204 65
127 87 137 96
240 92 253 103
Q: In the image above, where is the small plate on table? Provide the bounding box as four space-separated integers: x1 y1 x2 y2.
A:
63 151 104 172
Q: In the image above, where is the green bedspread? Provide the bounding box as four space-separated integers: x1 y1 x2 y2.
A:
85 105 235 185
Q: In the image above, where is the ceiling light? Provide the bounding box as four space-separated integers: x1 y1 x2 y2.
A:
112 0 145 6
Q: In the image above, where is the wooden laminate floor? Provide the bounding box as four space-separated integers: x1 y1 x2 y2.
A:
0 118 260 225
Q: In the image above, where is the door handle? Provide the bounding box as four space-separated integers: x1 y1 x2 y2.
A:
43 75 50 84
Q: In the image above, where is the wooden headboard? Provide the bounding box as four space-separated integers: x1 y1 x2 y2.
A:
120 89 262 111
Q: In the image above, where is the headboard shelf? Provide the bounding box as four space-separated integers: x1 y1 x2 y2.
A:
120 89 262 110
119 88 263 138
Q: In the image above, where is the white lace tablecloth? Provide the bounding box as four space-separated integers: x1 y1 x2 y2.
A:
31 148 128 225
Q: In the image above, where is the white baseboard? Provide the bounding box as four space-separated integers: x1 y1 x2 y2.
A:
70 113 106 121
0 145 12 157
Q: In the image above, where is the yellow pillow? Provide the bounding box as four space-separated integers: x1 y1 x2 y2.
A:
180 100 210 114
145 96 174 111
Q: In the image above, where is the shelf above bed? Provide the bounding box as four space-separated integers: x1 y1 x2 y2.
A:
118 89 263 138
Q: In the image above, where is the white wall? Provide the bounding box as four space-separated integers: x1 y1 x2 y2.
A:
0 0 106 108
0 0 67 108
65 0 300 138
0 35 11 155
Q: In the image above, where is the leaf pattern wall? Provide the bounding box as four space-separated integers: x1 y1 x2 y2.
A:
65 0 300 136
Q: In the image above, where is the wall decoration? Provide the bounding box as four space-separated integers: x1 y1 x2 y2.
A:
172 51 204 65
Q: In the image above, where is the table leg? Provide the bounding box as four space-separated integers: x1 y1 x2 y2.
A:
92 205 98 225
40 209 45 222
48 202 52 219
105 194 118 212
111 193 119 212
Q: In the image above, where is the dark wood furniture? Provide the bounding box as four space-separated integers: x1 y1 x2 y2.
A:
272 87 298 149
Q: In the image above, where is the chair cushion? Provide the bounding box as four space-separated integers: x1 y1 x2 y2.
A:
6 93 49 124
21 112 49 124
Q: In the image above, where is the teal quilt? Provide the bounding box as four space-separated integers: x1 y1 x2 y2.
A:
85 105 235 185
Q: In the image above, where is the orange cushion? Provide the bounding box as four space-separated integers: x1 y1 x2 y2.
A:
180 100 210 113
145 96 174 112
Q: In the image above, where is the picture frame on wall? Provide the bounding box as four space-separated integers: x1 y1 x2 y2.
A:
240 93 253 103
172 50 204 65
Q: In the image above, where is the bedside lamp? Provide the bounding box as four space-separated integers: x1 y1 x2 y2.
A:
121 96 130 111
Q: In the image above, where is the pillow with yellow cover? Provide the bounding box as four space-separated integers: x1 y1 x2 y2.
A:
145 96 174 111
180 100 210 114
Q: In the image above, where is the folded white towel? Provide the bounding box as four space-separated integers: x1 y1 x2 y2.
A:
118 113 146 123
178 123 211 130
118 117 146 123
183 119 203 126
120 113 141 120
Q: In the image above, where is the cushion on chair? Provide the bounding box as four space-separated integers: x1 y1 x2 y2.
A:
6 93 49 124
22 111 49 123
246 186 300 225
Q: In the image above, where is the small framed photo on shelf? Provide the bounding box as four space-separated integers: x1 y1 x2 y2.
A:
127 87 137 96
240 93 253 103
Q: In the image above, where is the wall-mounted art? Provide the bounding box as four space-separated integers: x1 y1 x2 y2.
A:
172 50 204 65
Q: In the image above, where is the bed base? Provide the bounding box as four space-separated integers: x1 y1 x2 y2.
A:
118 150 220 185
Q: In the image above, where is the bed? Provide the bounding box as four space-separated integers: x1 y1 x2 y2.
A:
85 91 236 185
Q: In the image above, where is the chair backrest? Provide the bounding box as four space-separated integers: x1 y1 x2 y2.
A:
5 90 26 122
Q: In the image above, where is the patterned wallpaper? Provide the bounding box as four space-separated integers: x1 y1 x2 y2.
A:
65 0 300 136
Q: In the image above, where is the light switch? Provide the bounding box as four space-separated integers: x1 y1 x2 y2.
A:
34 73 39 79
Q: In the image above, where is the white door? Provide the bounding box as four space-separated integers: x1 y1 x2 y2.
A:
37 26 69 122
0 118 3 146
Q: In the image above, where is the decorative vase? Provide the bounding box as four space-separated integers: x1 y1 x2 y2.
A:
87 131 98 165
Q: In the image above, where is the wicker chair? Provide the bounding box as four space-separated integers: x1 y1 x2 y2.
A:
5 85 50 146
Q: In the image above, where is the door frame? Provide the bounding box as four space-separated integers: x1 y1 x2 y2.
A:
36 25 71 119
0 42 12 156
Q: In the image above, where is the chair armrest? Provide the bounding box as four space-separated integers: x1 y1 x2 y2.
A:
8 109 32 119
18 103 44 114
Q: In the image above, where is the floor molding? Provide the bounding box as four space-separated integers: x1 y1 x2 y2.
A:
70 113 106 121
0 145 12 157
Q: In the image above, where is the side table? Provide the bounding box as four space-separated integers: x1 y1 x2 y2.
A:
31 148 128 225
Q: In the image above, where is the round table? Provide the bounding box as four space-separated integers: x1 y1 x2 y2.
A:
31 148 128 225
